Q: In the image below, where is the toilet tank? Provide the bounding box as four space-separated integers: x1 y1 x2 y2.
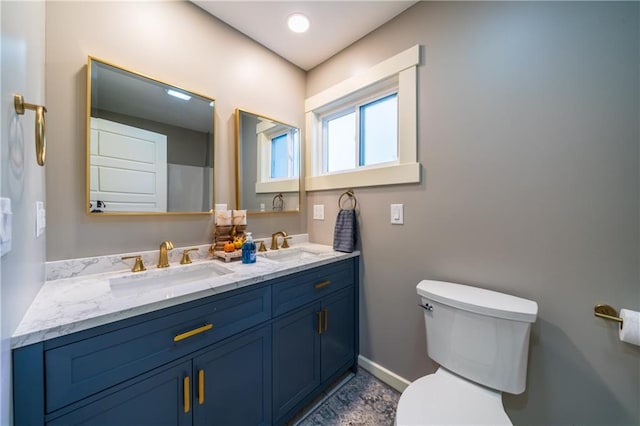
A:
417 280 538 394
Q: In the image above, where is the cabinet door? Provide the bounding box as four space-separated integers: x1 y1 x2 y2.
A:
321 288 355 382
272 303 321 421
193 325 271 426
48 361 191 426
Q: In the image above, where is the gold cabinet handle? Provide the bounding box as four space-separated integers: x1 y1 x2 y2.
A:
317 311 323 335
183 376 190 413
174 323 213 342
323 308 328 332
198 369 205 405
314 280 331 289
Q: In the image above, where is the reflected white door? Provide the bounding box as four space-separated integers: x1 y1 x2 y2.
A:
90 118 167 212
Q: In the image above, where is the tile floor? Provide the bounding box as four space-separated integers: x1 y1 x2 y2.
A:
291 368 400 426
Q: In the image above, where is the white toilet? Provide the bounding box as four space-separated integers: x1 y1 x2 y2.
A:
396 280 538 425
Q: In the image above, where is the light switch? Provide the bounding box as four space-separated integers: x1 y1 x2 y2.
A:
313 204 325 220
36 201 46 238
0 197 12 256
390 204 403 225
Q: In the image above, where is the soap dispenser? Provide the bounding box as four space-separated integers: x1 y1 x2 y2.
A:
242 232 256 264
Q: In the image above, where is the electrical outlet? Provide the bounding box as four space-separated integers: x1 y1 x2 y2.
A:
36 201 46 237
313 204 325 220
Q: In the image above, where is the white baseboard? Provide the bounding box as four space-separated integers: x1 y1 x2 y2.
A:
358 355 411 393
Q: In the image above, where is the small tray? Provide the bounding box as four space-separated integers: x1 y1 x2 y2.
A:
213 250 242 262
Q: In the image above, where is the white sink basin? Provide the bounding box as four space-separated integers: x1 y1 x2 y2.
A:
110 262 233 298
258 247 326 263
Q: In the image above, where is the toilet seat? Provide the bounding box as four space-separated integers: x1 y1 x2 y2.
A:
396 368 512 426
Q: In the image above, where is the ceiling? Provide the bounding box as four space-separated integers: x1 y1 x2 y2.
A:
191 1 417 70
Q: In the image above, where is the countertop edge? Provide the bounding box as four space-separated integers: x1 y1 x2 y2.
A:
11 249 359 349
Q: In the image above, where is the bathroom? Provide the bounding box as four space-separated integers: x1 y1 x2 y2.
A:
1 1 639 425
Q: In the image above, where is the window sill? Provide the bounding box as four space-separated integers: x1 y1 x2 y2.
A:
255 179 299 194
305 162 420 191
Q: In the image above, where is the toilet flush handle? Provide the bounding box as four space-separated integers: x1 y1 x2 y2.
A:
420 303 433 311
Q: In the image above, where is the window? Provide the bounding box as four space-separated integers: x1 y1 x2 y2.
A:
255 126 299 194
321 92 399 174
305 45 421 191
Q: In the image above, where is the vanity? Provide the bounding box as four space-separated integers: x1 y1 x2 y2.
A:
12 242 359 426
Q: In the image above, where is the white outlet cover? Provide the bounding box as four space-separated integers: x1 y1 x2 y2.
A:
313 204 325 220
0 197 12 256
36 201 46 237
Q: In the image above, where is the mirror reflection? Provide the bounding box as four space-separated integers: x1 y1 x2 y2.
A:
87 57 215 214
235 109 300 213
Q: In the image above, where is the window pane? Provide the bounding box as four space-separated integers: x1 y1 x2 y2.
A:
326 112 356 173
271 134 288 178
291 131 300 177
360 93 398 166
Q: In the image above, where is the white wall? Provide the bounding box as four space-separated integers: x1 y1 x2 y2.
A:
0 1 47 423
307 2 639 424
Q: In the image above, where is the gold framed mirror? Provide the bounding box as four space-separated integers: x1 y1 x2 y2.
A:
235 109 300 213
86 57 215 215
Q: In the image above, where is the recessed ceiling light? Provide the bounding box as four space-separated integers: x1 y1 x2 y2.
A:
287 13 310 33
166 89 191 101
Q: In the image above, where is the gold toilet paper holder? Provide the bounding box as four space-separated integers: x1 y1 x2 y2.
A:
594 304 623 327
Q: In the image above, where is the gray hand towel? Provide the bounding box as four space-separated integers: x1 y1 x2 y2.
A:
333 209 358 253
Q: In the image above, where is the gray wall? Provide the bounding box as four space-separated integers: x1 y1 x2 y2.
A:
307 2 639 425
45 1 306 260
1 1 46 423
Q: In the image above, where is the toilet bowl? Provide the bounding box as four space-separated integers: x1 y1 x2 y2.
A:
395 280 538 425
396 368 510 425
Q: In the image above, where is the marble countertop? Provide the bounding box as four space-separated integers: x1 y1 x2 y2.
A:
12 240 359 349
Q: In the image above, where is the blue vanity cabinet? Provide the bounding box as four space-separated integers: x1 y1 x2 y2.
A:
272 302 322 421
47 360 193 426
271 259 358 424
192 324 272 426
46 325 271 426
13 256 359 426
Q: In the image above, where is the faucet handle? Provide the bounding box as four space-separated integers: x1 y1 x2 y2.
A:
180 248 199 265
281 236 292 249
122 255 146 272
257 240 267 252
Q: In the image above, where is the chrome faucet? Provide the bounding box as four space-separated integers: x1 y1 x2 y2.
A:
157 241 174 268
270 231 288 250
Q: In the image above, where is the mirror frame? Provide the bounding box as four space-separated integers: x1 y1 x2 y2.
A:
234 108 301 214
86 56 216 216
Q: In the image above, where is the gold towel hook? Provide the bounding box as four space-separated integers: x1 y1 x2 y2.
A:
338 190 357 210
14 94 47 166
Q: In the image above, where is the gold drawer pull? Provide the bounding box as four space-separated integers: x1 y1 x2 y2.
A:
314 280 331 289
198 369 205 405
317 311 323 334
183 376 190 413
174 323 213 343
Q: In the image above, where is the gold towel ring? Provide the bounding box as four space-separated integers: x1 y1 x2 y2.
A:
14 94 47 166
338 190 357 210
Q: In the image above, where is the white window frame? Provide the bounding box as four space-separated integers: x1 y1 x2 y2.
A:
255 121 299 194
305 44 420 191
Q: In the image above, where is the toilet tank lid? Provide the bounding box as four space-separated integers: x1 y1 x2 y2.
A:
417 280 538 323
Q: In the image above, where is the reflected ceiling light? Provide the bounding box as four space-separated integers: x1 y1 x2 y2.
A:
209 101 214 107
166 89 191 101
287 13 310 33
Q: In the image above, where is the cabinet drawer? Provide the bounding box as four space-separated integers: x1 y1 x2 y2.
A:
272 259 354 317
44 286 270 413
